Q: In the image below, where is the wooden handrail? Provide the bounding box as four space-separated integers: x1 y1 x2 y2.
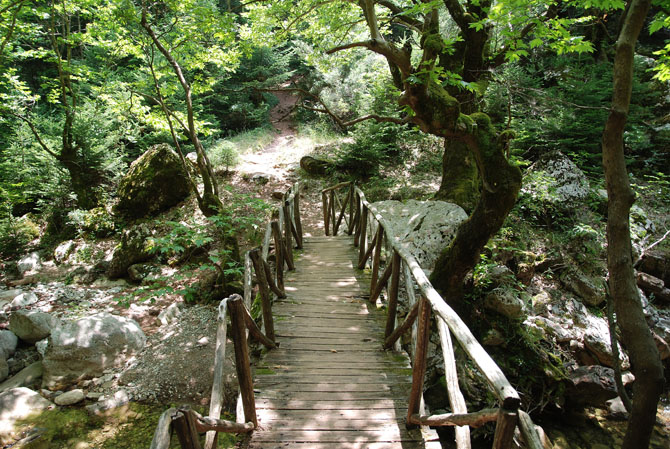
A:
321 181 542 449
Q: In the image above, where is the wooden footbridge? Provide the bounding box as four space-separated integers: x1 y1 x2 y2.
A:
150 182 545 449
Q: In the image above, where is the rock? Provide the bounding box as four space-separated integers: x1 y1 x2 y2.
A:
271 191 284 200
606 397 628 420
560 270 604 306
482 329 505 346
370 200 468 273
114 143 191 220
637 250 670 285
10 310 60 344
636 272 670 303
566 365 618 408
647 310 670 360
42 313 146 389
54 388 85 406
484 289 527 319
158 302 182 326
128 263 157 282
251 173 270 185
520 151 589 212
0 362 43 393
300 155 331 176
0 289 23 302
85 389 130 416
53 240 76 264
10 292 39 309
0 388 53 441
0 330 18 358
0 358 8 382
106 224 153 279
86 391 104 400
35 339 48 357
17 252 41 276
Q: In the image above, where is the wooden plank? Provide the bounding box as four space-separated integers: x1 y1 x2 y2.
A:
254 375 410 384
248 429 424 442
204 299 229 449
247 441 440 449
255 391 409 401
257 409 404 421
257 419 408 430
252 382 398 392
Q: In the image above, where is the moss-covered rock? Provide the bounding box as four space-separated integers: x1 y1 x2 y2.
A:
114 144 190 220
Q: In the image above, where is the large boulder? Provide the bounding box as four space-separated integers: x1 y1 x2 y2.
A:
0 362 43 393
520 151 589 213
0 388 53 443
566 365 618 408
9 310 60 344
370 200 468 273
42 313 146 389
0 330 18 358
17 252 41 277
106 224 153 279
114 144 191 219
300 155 332 176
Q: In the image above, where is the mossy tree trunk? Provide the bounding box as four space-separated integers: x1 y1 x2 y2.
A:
602 0 664 447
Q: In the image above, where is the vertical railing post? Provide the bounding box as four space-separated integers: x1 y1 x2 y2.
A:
293 184 303 248
347 183 355 235
228 296 258 428
204 299 230 449
407 296 431 427
329 189 336 235
271 221 284 292
283 202 294 268
322 191 330 236
334 187 350 236
385 250 401 338
353 192 362 246
358 205 368 266
249 250 275 342
370 226 384 295
492 408 518 449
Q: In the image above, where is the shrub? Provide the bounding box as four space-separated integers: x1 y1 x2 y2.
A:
0 215 40 258
67 207 117 238
208 140 239 173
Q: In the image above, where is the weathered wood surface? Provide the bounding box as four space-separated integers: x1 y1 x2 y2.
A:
249 235 440 449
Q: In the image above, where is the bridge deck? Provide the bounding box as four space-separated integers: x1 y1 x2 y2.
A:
247 235 440 448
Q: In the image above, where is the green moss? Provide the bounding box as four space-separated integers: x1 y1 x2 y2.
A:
255 367 276 375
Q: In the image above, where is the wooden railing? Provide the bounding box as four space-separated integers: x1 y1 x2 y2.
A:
150 183 301 449
322 182 544 449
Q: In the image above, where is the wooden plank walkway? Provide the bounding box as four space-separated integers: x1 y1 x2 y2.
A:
247 235 441 449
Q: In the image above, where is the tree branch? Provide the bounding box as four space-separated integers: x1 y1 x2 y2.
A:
6 111 61 160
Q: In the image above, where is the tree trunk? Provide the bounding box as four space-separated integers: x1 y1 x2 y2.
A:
602 1 664 448
434 139 480 213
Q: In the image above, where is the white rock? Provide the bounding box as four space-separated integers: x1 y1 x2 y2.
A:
0 388 53 440
521 151 589 208
158 302 182 326
370 200 467 273
54 388 85 406
17 252 41 276
10 292 39 308
54 240 76 264
35 338 49 357
9 310 60 344
0 289 23 301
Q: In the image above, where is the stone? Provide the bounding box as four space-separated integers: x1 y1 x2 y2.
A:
484 288 527 319
482 329 505 346
35 339 48 357
637 250 670 285
10 310 60 344
106 224 154 279
560 269 604 306
370 200 468 273
114 143 191 220
127 263 157 282
158 302 182 326
300 155 331 176
251 173 270 185
566 365 618 408
42 313 146 389
606 397 628 420
54 388 85 406
17 252 41 276
0 362 43 393
636 272 670 303
10 292 39 309
0 358 8 383
54 240 76 264
0 388 53 441
86 391 103 400
0 289 23 301
0 330 18 358
520 151 589 212
85 389 130 416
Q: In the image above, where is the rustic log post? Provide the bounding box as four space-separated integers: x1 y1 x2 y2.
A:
370 257 394 304
243 253 253 311
228 296 258 428
150 408 177 449
411 408 499 427
437 317 471 449
357 229 378 270
334 187 351 235
347 183 355 235
407 296 431 427
191 409 255 434
328 190 335 235
492 408 518 449
353 193 362 246
262 258 285 298
369 226 384 295
204 299 229 449
385 251 401 338
293 184 303 248
283 203 294 267
271 221 284 292
517 410 544 449
322 191 330 236
249 251 275 342
358 205 368 266
384 300 419 349
173 409 202 449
